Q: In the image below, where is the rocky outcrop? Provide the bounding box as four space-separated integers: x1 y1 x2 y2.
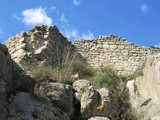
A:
127 53 160 119
34 82 74 118
73 35 160 75
73 79 92 101
88 116 110 120
72 80 112 120
0 43 111 120
81 86 101 119
8 92 70 120
0 44 35 119
4 25 85 71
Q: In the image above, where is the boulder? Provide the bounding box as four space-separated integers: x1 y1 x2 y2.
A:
81 86 101 119
34 82 74 116
97 88 113 116
88 116 110 120
8 92 70 120
97 87 110 100
73 79 92 93
73 79 92 101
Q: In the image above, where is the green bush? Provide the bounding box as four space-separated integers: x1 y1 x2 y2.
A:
31 65 53 81
63 60 95 78
89 67 120 89
31 65 72 83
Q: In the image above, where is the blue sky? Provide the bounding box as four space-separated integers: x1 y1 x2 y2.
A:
0 0 160 46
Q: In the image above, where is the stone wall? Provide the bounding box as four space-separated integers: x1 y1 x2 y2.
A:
73 34 160 75
4 25 160 75
4 25 84 70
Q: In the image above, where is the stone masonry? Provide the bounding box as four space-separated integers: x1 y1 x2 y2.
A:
73 34 160 75
4 26 160 75
4 25 84 70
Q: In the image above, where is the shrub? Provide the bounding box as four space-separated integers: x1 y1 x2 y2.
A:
90 67 120 90
63 60 95 79
31 65 53 81
31 65 72 83
52 68 72 83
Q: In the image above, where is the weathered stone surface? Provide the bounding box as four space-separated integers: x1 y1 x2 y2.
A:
97 88 113 115
34 82 74 116
73 35 160 75
70 73 79 81
8 92 70 120
4 25 85 71
127 53 160 119
97 88 109 100
73 80 92 101
0 44 35 120
73 79 92 93
0 44 18 120
81 86 101 119
88 116 110 120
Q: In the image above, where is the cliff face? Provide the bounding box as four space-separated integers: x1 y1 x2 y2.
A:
127 53 160 119
0 44 35 119
4 25 84 70
73 35 160 75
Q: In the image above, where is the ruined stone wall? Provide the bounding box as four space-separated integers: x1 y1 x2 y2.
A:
73 34 160 75
4 25 83 70
4 26 160 75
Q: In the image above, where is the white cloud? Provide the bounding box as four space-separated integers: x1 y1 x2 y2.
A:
73 0 81 6
60 14 68 23
22 7 52 26
82 30 94 40
50 6 56 11
61 26 79 40
140 4 148 12
13 14 21 21
61 24 94 40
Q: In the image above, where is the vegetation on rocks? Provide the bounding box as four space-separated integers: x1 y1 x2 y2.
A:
31 60 140 120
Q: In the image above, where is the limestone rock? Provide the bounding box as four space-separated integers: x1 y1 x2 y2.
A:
8 92 70 120
34 82 74 116
97 88 110 100
88 116 110 120
127 53 160 119
0 44 35 120
73 35 160 75
73 79 92 101
73 79 92 93
81 86 101 119
97 88 113 115
70 73 79 81
4 25 85 71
